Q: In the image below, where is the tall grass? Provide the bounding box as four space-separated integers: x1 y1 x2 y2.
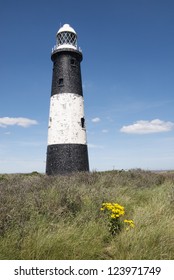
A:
0 170 174 259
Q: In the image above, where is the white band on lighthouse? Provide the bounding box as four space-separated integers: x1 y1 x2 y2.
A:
48 93 87 145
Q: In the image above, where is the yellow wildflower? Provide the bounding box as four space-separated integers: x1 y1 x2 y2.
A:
124 219 135 228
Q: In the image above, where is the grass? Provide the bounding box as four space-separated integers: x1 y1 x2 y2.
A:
0 169 174 259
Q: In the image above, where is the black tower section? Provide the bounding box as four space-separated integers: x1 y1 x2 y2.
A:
51 49 83 96
46 144 89 175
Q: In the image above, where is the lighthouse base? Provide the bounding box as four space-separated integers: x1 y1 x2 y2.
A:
46 143 89 175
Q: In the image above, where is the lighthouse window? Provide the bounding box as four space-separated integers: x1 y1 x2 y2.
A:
58 78 64 86
70 58 76 66
81 117 85 128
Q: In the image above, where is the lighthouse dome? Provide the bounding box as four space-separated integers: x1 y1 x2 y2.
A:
55 23 77 50
57 24 76 35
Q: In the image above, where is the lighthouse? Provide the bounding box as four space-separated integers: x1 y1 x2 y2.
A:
46 24 89 175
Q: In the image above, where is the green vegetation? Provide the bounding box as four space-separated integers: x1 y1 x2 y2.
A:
0 169 174 260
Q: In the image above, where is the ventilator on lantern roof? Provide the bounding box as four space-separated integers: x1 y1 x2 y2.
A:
54 23 78 50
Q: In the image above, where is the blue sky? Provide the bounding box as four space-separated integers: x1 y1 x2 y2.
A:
0 0 174 173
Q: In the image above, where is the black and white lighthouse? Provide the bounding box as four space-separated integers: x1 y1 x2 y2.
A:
46 24 89 175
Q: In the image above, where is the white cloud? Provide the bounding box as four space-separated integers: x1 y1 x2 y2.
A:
102 129 108 133
120 119 174 134
91 117 100 123
0 117 38 128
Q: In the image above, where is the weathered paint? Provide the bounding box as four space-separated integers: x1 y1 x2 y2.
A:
51 50 83 97
47 93 87 145
46 143 89 175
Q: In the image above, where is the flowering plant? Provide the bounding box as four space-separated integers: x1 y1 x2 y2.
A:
100 202 135 235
